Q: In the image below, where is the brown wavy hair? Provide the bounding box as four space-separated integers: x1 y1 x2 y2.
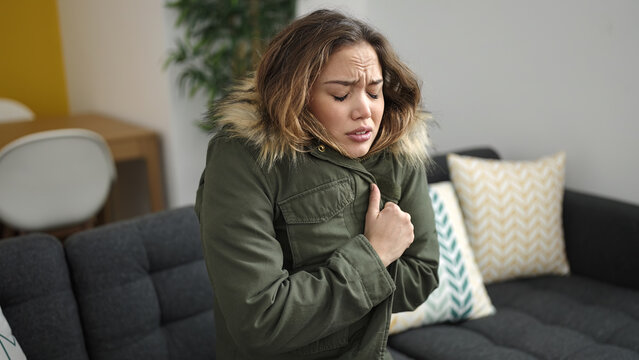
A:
215 9 428 166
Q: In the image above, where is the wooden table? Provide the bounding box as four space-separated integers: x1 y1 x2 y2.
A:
0 113 166 214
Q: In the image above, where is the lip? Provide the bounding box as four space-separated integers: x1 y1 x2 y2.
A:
346 126 373 143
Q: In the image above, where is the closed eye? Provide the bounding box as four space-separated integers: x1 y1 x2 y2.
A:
333 94 348 102
368 93 379 99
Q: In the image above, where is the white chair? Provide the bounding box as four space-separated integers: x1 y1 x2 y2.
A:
0 129 116 237
0 98 35 122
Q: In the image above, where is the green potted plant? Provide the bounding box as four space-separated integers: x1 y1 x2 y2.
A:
165 0 296 130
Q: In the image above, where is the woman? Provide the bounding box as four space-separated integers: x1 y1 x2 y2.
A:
195 9 439 360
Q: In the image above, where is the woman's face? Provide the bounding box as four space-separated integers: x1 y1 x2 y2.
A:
309 42 384 158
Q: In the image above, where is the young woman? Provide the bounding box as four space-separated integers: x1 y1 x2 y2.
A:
195 9 439 360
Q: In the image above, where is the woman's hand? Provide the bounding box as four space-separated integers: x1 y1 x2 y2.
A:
364 183 415 267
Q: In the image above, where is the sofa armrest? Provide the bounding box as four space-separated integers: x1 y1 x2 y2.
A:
563 189 639 290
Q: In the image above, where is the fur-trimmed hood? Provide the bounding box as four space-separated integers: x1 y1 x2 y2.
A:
210 77 431 167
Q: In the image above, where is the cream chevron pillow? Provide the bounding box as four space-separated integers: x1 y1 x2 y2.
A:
447 152 569 284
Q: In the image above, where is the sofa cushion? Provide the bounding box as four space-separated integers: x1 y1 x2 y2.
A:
447 152 570 283
388 275 639 360
65 207 216 360
390 182 494 334
0 234 89 360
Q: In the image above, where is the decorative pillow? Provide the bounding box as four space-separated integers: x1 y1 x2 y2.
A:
447 152 569 284
0 306 27 360
390 182 495 334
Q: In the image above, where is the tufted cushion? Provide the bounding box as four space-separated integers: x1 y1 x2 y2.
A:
65 207 216 360
0 234 88 360
388 275 639 360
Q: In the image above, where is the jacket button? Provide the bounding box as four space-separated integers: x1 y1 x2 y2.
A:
318 145 326 152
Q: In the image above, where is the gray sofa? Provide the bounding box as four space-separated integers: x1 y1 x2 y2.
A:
1 147 638 360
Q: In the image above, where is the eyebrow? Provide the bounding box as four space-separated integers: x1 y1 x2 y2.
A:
323 79 383 86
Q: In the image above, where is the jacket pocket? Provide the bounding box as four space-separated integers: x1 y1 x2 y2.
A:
279 177 354 224
278 177 355 267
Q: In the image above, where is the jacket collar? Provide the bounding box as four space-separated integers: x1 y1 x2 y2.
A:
308 141 385 183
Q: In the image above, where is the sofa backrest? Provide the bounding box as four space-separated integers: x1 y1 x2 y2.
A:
0 234 89 360
64 207 216 360
427 146 500 184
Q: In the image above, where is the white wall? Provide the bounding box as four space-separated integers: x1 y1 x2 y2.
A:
162 7 211 208
57 0 172 134
58 0 639 211
375 0 639 205
57 0 209 216
302 0 639 205
297 0 367 17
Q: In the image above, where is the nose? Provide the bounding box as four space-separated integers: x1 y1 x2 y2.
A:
351 92 372 120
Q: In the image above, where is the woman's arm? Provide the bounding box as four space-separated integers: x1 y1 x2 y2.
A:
391 163 439 313
196 136 395 356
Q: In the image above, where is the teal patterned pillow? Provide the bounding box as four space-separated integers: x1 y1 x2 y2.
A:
390 182 495 333
0 306 26 360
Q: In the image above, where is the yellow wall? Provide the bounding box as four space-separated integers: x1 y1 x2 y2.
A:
0 0 68 116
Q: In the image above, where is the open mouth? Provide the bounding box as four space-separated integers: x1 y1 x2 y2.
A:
346 127 373 142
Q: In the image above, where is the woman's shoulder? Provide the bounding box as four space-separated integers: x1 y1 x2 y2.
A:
206 129 263 168
206 128 301 179
376 148 428 174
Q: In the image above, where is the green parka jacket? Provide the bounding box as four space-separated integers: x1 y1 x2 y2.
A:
195 88 439 360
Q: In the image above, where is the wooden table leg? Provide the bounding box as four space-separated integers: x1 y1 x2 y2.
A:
140 135 166 212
